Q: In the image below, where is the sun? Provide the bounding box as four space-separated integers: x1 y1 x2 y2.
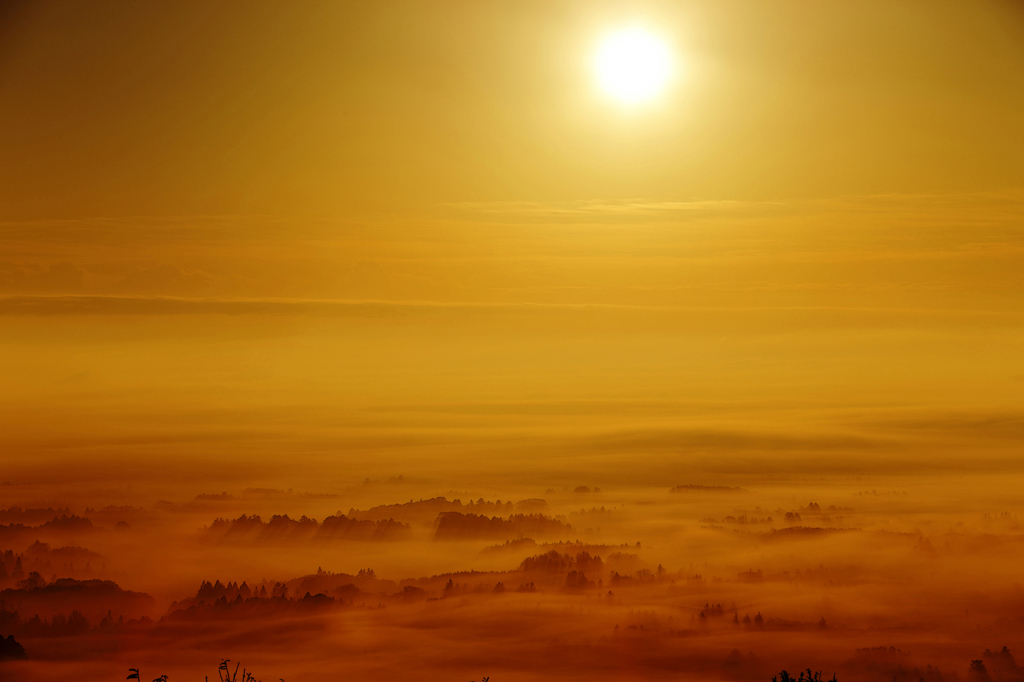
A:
594 27 673 104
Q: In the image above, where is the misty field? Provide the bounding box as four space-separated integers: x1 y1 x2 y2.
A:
1 476 1023 682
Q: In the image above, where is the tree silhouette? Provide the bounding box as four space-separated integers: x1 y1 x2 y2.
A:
0 635 27 661
969 660 991 682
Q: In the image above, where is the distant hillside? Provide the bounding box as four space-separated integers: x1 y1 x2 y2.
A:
0 578 154 622
669 484 745 493
434 512 573 540
348 496 522 524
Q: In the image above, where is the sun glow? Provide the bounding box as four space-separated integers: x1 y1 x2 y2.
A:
594 27 673 104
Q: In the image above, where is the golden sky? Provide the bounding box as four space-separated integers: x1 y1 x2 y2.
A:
2 1 1023 488
2 1 1024 219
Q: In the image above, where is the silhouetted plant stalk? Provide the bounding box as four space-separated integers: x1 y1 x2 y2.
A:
218 659 241 682
129 659 277 682
216 658 270 682
773 669 837 682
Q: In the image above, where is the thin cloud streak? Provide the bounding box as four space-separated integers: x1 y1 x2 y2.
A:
1 294 1021 323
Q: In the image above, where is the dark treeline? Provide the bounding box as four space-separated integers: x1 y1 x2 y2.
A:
0 542 103 585
165 590 340 621
206 513 410 543
348 496 521 524
0 576 154 622
0 515 95 546
519 549 604 574
0 605 153 638
434 512 572 540
0 507 73 525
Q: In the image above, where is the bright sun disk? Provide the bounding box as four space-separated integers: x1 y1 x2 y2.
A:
594 27 673 104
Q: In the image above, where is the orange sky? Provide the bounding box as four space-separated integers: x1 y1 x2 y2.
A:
2 1 1024 219
1 1 1024 489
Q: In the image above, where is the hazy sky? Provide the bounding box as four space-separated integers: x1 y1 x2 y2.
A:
1 0 1023 487
2 0 1024 219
